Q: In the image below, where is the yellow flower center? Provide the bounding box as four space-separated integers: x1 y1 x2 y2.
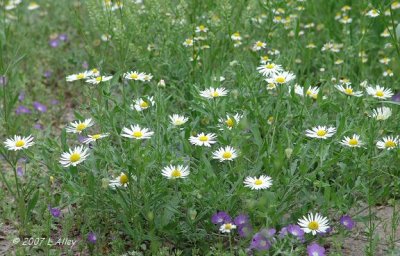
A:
349 138 358 145
222 151 232 159
233 32 240 37
119 173 128 184
70 153 81 163
344 88 353 95
316 130 327 137
130 73 138 79
96 77 102 81
385 140 396 148
140 101 149 108
15 140 25 147
225 118 234 127
376 115 384 120
376 90 384 97
266 63 275 69
256 41 264 47
185 39 193 45
171 169 182 178
92 68 98 73
76 123 87 131
275 16 282 21
132 131 143 138
211 91 219 97
254 179 263 185
262 56 269 61
224 223 232 230
308 221 319 230
92 134 101 140
77 73 85 79
275 76 285 83
199 135 208 142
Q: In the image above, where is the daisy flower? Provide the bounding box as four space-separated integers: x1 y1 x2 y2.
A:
82 133 110 144
369 107 392 121
85 75 113 85
366 9 380 17
195 24 208 33
183 38 194 47
212 146 238 162
161 165 190 179
334 83 363 97
243 175 273 190
27 2 40 10
340 134 364 148
257 63 283 77
252 41 266 51
66 119 94 134
66 71 93 82
199 87 228 99
189 132 217 147
60 146 90 167
123 71 145 81
169 114 189 126
131 96 155 112
219 223 237 233
231 32 242 41
266 71 296 85
376 136 399 150
142 73 153 82
218 114 242 130
298 213 330 235
260 55 270 64
366 85 393 99
121 125 154 140
109 172 129 188
4 135 34 151
293 84 319 99
305 126 336 139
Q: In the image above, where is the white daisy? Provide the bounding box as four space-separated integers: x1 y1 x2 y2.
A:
243 175 273 190
109 172 129 188
366 9 380 17
59 146 90 167
121 125 154 140
212 146 238 162
218 114 242 130
231 32 242 41
335 83 363 97
252 41 266 51
189 132 217 147
66 119 94 134
305 126 336 139
266 71 296 85
340 134 364 148
366 85 393 100
199 87 229 99
219 223 237 233
298 213 330 235
169 114 189 126
66 71 93 82
369 107 392 121
123 71 145 81
4 135 35 151
293 84 319 99
183 38 194 47
82 133 110 144
85 75 113 85
376 136 399 150
161 165 190 179
195 25 208 33
131 97 155 112
257 63 283 77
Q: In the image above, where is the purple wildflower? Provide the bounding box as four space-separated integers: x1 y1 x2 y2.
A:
50 99 59 105
16 166 24 176
33 101 47 113
287 224 305 238
307 242 325 256
18 91 25 101
48 205 61 218
279 226 288 238
340 215 355 230
49 39 59 48
391 92 400 102
234 214 249 227
87 232 97 244
58 33 68 41
15 105 31 115
0 76 7 86
250 232 272 251
82 61 89 69
44 70 52 78
238 224 253 238
211 211 231 225
34 123 44 130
